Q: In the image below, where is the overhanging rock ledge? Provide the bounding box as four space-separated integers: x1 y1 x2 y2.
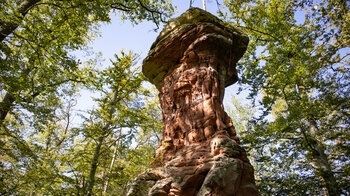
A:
142 7 249 88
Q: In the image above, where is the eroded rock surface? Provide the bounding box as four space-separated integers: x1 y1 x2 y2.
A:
127 8 259 196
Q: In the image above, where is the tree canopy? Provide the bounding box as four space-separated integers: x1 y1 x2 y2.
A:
0 0 174 124
221 0 349 195
1 0 172 195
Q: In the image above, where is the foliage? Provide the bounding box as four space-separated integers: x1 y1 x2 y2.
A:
73 51 161 195
221 0 349 195
0 0 172 195
0 0 174 125
0 51 163 195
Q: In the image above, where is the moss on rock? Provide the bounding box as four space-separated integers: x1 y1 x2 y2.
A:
142 8 248 87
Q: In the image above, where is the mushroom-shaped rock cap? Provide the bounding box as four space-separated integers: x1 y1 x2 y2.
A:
142 8 249 87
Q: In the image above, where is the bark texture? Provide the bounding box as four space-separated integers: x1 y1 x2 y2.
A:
307 117 339 196
0 92 14 122
0 0 40 42
127 8 259 196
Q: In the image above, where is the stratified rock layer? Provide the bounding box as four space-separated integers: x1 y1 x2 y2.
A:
127 8 259 196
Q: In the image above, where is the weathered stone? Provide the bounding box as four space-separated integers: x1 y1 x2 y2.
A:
149 178 173 196
143 8 249 87
127 8 259 196
127 172 159 196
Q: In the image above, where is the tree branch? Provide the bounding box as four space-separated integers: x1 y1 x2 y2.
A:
238 25 278 40
0 0 41 43
0 92 15 122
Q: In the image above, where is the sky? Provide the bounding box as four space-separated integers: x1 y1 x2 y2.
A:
75 0 251 116
90 1 224 62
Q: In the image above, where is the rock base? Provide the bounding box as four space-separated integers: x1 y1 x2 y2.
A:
127 135 259 196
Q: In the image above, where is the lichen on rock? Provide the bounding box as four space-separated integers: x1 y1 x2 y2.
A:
142 7 249 87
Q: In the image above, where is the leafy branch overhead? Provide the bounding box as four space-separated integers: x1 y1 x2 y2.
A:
0 0 174 124
0 0 172 195
221 0 349 195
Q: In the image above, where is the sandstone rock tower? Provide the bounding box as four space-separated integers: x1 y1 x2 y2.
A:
128 8 259 196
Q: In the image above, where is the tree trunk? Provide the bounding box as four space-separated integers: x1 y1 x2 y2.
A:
0 0 40 42
87 135 104 196
295 84 340 195
103 129 122 195
0 92 15 122
305 117 340 196
86 90 119 195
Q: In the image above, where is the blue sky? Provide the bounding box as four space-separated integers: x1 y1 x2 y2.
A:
91 1 222 61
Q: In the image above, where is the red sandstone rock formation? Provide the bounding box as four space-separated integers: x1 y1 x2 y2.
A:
127 8 259 196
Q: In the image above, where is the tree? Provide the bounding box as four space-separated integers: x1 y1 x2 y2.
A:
1 1 174 194
0 50 163 195
0 0 174 124
75 52 163 195
221 0 349 195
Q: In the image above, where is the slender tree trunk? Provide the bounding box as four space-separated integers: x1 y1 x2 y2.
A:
0 0 40 42
103 129 122 195
295 84 340 196
0 92 15 122
100 157 107 195
102 141 118 195
202 0 206 10
86 90 119 195
305 117 340 196
87 135 104 196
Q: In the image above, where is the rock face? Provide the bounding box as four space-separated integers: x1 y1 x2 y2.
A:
127 8 259 196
